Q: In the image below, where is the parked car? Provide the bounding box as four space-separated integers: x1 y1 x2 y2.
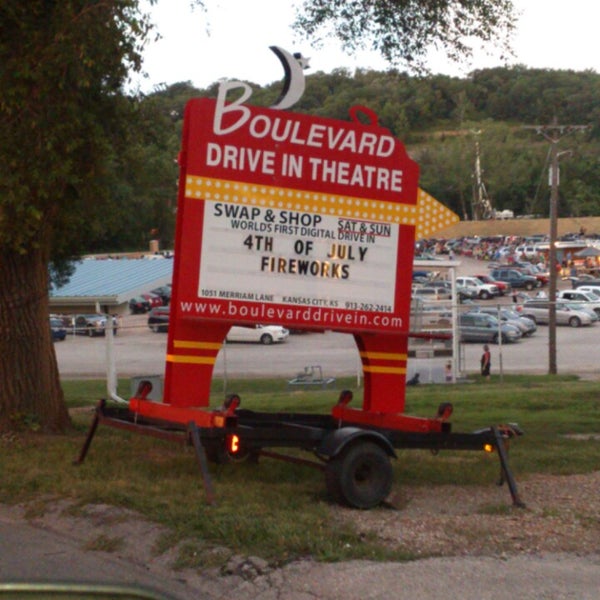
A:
490 268 539 291
556 289 600 317
412 270 431 284
148 306 170 333
70 313 119 336
424 279 476 301
518 300 594 327
515 264 549 286
50 317 67 341
150 285 171 306
573 278 600 289
414 304 453 329
455 276 499 299
561 302 599 323
574 284 600 297
424 280 452 293
458 312 522 344
412 286 451 301
141 293 163 309
474 273 512 296
515 245 540 259
455 284 478 301
471 307 537 337
129 295 151 314
226 324 289 345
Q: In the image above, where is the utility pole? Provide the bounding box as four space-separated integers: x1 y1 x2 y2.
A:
525 120 588 374
471 130 493 220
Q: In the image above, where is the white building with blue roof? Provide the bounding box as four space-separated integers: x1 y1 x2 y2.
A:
49 257 173 314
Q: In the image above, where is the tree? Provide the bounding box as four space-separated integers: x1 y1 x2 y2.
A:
0 0 519 433
293 0 516 71
0 1 152 432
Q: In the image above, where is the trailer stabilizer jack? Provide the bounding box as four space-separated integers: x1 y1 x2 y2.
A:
187 421 216 505
492 425 526 508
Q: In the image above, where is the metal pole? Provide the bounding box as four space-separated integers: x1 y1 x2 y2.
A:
496 304 504 382
524 120 589 374
105 315 126 403
450 266 459 379
548 143 559 374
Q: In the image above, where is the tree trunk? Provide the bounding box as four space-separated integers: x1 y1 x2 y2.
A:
0 244 71 433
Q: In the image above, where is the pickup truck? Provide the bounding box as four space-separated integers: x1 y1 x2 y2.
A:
556 289 600 317
490 268 539 291
69 313 119 337
455 276 499 300
474 273 512 296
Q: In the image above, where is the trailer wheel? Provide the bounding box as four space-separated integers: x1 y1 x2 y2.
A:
325 441 393 509
204 444 258 465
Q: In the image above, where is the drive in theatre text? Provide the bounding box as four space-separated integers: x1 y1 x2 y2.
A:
196 93 406 322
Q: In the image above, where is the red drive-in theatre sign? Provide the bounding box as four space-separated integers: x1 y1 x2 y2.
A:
130 80 458 429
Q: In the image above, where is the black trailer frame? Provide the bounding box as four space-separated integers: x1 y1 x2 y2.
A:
76 398 525 510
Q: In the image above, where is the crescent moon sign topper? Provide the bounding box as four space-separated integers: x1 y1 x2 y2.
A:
269 45 310 109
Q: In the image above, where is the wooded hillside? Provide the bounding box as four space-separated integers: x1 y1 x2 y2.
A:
100 67 600 253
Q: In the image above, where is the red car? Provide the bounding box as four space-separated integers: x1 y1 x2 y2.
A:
141 293 163 309
474 273 512 296
515 265 549 287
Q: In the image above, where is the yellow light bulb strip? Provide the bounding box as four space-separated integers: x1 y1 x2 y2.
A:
185 176 459 238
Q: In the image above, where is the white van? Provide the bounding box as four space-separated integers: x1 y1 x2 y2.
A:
515 245 539 259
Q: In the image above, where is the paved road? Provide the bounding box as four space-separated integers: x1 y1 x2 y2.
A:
2 506 599 600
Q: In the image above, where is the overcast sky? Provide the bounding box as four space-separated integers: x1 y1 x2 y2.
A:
134 0 600 92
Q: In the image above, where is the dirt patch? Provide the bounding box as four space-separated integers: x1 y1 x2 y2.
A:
333 471 600 558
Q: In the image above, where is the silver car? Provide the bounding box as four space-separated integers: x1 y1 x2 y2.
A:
458 312 522 344
473 307 537 336
519 300 594 327
562 302 598 323
412 286 452 301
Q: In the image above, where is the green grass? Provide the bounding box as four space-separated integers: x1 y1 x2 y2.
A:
1 374 599 564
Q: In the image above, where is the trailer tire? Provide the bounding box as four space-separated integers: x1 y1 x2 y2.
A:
204 445 230 464
204 444 258 465
325 441 393 509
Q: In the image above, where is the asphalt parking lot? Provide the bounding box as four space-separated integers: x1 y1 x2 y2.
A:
55 255 600 383
55 312 600 382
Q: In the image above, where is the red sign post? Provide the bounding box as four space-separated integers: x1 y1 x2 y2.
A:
130 88 458 430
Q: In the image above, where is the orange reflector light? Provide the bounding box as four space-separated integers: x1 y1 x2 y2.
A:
483 443 494 453
228 434 240 454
